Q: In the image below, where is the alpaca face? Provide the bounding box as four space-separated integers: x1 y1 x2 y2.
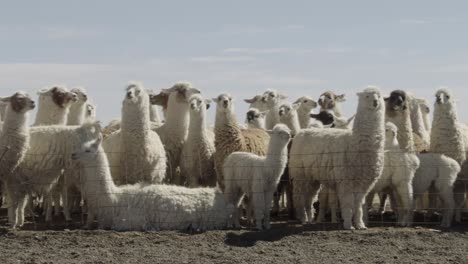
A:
38 86 77 108
262 90 286 108
294 96 318 111
86 103 96 119
318 91 345 110
213 93 233 113
278 103 299 119
70 87 88 104
124 83 148 106
1 91 36 113
71 135 102 162
271 124 292 144
358 88 383 110
435 89 453 106
189 94 210 114
246 108 267 128
244 95 268 111
385 90 407 112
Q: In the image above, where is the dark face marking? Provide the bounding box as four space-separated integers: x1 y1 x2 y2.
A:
150 92 169 111
10 93 35 113
51 87 75 108
310 110 335 126
385 90 407 113
318 91 337 110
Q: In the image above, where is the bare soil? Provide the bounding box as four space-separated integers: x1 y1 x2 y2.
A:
1 209 467 264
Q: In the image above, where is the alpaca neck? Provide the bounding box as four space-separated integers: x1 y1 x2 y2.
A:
386 109 414 152
188 110 208 139
149 105 161 124
121 104 151 134
422 112 431 132
297 107 312 129
281 114 301 136
82 148 117 207
266 105 280 129
333 105 343 117
68 102 86 125
34 100 68 125
215 110 243 138
165 96 189 139
2 107 29 135
352 106 385 151
265 139 289 176
385 137 400 151
410 106 430 143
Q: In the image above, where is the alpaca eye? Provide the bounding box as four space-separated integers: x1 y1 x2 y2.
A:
85 150 91 153
304 100 308 103
446 96 450 99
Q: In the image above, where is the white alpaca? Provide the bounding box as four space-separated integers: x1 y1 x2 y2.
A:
293 96 318 129
103 82 167 185
245 108 268 130
262 90 287 130
153 82 200 185
413 153 459 227
180 94 216 187
148 90 162 126
33 86 77 126
409 96 430 150
430 88 466 222
365 122 419 226
67 87 89 126
418 99 431 132
4 122 101 228
73 135 230 231
223 124 291 230
278 103 301 136
289 87 385 230
85 103 97 122
0 92 35 178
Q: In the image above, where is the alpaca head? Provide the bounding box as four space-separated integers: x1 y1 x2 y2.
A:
416 99 430 114
434 88 455 111
246 108 268 129
278 103 300 121
261 90 287 108
149 90 169 111
37 86 78 109
86 103 96 120
269 123 292 145
385 122 399 148
213 93 234 114
76 121 103 143
70 87 88 105
357 87 384 110
293 96 318 112
0 91 36 114
124 82 148 105
162 82 201 104
71 133 103 162
244 95 268 111
188 94 210 117
385 90 408 111
318 91 345 110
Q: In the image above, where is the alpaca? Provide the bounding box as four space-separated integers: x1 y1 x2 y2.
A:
4 122 101 228
223 124 291 230
409 96 430 151
289 87 385 230
0 92 35 178
318 91 346 117
180 94 216 187
430 88 467 222
33 86 77 126
72 134 230 231
153 82 200 185
293 96 318 129
212 93 270 191
67 87 89 125
103 82 167 185
244 95 268 112
365 122 419 227
246 108 268 130
262 90 287 130
278 103 301 136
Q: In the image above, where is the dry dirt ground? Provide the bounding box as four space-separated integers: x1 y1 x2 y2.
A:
1 208 467 264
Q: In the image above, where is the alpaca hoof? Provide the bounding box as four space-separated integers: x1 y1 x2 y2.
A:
343 223 354 230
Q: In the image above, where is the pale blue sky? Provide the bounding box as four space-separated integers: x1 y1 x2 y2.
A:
1 0 468 123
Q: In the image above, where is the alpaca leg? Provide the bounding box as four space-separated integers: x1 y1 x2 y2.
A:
264 191 275 230
252 193 265 230
330 190 339 224
286 181 294 219
427 184 438 217
17 195 28 227
453 180 466 223
45 195 53 222
292 179 307 224
317 188 328 223
272 183 282 216
363 192 375 225
438 185 455 228
337 184 354 230
62 185 72 221
306 182 321 224
395 182 413 227
353 191 368 230
378 192 387 214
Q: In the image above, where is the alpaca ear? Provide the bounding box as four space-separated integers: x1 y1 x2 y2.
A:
260 111 269 117
335 94 346 102
293 98 302 104
292 103 300 110
279 94 287 100
244 98 256 104
37 87 52 96
347 114 356 125
0 96 11 102
212 97 219 103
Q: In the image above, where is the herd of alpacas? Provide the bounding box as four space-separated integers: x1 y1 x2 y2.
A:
0 82 467 231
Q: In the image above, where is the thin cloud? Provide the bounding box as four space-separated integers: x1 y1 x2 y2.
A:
39 27 97 39
399 19 430 25
189 56 257 63
431 64 468 73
